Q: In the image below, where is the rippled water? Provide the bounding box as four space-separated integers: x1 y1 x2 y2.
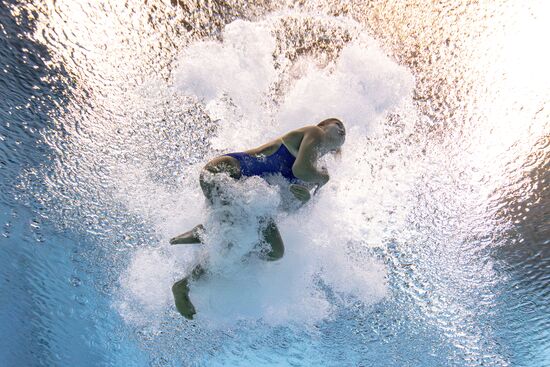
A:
1 1 548 366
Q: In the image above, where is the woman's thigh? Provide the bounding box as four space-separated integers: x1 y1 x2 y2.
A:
199 156 241 203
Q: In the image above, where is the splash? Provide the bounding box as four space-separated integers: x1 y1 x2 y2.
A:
118 16 414 326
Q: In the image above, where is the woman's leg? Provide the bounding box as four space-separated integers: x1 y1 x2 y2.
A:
172 221 284 319
171 157 240 318
170 156 241 245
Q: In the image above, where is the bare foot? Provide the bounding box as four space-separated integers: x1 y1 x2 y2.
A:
172 278 196 320
169 224 204 245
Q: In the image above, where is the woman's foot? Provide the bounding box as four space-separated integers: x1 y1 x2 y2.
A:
172 278 196 320
169 224 204 245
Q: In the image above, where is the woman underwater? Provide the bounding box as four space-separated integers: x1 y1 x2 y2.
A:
170 118 346 319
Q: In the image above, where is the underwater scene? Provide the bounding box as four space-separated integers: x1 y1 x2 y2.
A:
0 1 548 366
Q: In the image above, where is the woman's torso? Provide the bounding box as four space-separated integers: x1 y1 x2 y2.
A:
222 127 315 181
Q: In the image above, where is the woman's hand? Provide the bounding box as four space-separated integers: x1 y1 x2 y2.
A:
319 166 329 186
312 167 329 195
289 184 311 203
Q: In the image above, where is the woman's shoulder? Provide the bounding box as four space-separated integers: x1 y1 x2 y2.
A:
283 125 323 140
245 125 323 156
281 125 323 154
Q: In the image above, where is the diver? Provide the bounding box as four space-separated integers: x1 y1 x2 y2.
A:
170 118 346 319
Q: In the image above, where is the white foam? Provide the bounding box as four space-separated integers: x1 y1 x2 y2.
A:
117 249 181 324
173 20 277 151
277 36 414 135
118 15 414 326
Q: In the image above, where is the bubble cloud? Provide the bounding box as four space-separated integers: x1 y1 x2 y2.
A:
119 16 414 326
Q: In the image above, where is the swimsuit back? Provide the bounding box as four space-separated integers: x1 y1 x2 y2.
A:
225 144 298 181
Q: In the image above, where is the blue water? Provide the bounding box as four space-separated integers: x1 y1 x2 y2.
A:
1 1 549 366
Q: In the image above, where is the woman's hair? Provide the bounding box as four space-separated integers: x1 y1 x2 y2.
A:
317 118 344 129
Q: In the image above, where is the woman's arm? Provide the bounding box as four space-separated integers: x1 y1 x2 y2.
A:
291 127 329 186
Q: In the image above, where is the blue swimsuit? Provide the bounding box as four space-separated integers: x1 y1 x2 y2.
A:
225 144 298 182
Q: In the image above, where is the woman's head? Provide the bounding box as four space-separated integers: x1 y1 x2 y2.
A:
317 118 345 150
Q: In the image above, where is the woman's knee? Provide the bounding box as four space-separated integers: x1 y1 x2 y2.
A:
199 170 215 202
266 244 284 260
